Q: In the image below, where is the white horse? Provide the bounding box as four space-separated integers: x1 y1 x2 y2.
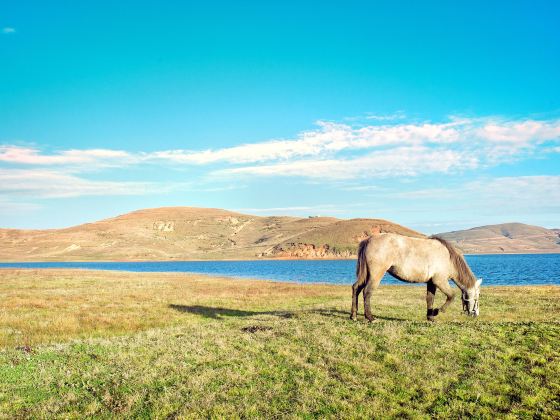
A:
351 233 482 321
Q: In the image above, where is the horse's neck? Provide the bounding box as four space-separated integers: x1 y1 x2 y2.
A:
449 277 466 291
449 263 473 291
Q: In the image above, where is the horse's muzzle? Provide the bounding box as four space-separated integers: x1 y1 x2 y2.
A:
462 299 479 317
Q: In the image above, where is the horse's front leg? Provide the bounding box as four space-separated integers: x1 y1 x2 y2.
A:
426 280 438 321
350 282 364 321
434 279 456 314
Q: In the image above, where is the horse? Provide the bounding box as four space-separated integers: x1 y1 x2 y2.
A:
351 233 482 322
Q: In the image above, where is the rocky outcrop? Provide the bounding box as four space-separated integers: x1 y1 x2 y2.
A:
153 221 175 232
260 221 417 259
63 244 81 253
262 243 354 259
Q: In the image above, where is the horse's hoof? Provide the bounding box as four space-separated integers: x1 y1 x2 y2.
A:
434 308 442 315
350 314 358 321
365 315 376 323
427 308 440 318
427 316 436 322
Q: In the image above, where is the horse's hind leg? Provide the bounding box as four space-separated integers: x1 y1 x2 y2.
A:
350 281 366 321
363 266 386 322
426 280 438 321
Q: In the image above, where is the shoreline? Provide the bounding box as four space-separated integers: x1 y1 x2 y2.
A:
1 267 558 288
1 250 559 264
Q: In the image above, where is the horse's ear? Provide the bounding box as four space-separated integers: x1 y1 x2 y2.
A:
476 278 483 287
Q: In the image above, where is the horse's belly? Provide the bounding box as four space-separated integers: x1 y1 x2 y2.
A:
388 264 430 283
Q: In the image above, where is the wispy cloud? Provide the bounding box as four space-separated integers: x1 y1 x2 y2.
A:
0 167 245 199
235 204 343 215
344 111 407 122
143 119 465 165
476 119 560 144
393 175 560 213
143 116 560 167
0 196 41 214
466 176 560 210
2 27 15 34
216 146 478 180
0 169 159 198
363 112 407 121
0 146 132 167
1 116 559 182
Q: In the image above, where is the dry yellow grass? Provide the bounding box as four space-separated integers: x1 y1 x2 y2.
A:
1 269 559 418
1 268 559 348
1 269 344 347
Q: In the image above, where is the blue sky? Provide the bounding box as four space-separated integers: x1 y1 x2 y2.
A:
1 1 559 232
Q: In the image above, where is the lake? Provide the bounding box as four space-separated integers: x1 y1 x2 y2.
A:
1 254 559 286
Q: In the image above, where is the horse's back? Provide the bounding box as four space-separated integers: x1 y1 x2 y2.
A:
365 233 437 256
364 233 452 283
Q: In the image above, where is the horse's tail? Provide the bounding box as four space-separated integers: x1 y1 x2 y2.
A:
356 238 370 286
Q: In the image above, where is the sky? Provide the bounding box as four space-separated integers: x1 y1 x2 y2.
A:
1 1 560 233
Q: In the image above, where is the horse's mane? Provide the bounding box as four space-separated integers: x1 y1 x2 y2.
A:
430 236 476 288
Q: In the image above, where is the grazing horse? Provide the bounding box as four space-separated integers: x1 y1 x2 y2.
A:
351 233 482 322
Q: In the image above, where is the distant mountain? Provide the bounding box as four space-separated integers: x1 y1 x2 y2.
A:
0 207 422 261
435 223 560 254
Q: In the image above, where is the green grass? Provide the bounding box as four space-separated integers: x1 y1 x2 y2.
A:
1 269 559 418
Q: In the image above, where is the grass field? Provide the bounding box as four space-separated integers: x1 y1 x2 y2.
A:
1 269 559 418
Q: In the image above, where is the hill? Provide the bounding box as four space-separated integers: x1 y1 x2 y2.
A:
266 218 423 258
0 207 421 261
435 222 560 254
3 210 558 261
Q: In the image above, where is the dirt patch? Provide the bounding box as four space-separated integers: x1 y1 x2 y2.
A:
241 325 273 333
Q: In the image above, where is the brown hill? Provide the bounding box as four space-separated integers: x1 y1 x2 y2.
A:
0 207 422 261
435 223 560 254
266 218 424 258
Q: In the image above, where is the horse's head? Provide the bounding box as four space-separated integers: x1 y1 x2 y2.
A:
462 278 482 317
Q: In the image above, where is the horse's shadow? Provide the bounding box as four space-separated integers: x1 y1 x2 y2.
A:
169 304 407 322
312 308 407 322
168 304 292 320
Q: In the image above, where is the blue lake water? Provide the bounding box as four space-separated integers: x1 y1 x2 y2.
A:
0 254 559 286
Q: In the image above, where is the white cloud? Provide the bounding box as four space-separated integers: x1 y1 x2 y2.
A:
235 205 343 215
217 147 478 180
467 176 560 206
2 27 15 34
364 112 406 121
144 120 464 165
391 176 560 212
344 112 406 122
1 116 559 182
143 117 560 167
0 197 41 213
390 187 457 200
0 168 245 199
477 119 560 144
0 169 158 198
0 146 133 167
